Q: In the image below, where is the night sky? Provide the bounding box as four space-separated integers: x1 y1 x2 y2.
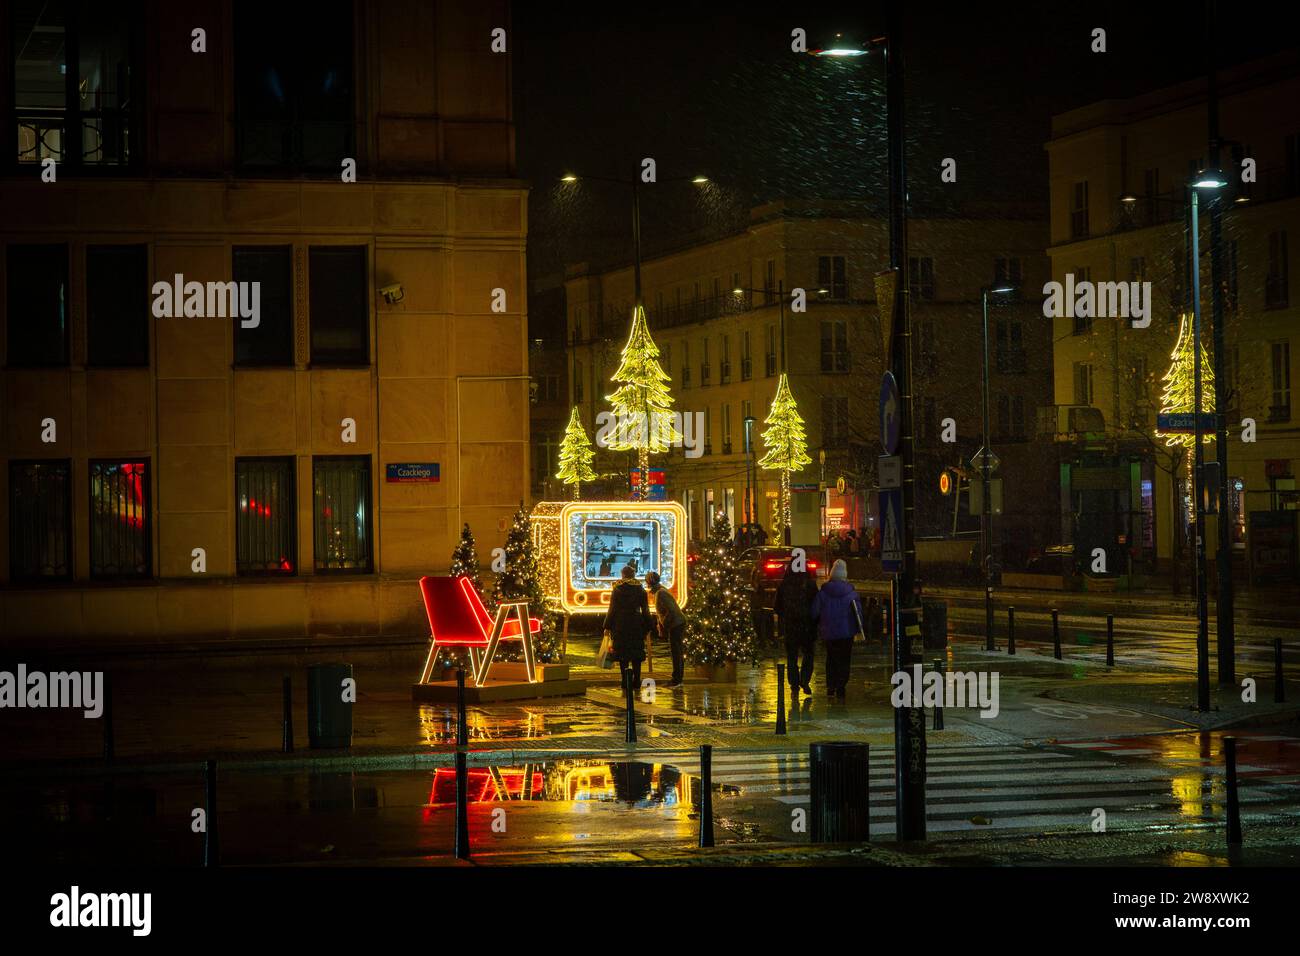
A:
514 1 1293 293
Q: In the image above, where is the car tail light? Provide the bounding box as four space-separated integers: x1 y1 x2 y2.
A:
807 561 820 570
763 560 784 571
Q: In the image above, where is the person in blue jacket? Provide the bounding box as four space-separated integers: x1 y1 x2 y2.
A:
811 559 864 699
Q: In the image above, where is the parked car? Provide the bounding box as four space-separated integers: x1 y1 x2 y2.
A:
740 545 828 642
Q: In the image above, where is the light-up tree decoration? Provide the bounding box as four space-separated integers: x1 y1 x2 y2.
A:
1155 311 1215 449
603 304 680 499
759 372 812 535
555 407 597 499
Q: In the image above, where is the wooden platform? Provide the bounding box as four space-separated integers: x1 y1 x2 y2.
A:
411 663 587 703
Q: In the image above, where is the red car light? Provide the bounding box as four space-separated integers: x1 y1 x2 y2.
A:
763 560 784 571
807 561 820 570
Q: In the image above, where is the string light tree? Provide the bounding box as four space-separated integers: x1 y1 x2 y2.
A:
603 304 681 499
759 372 812 543
1155 311 1216 525
555 406 598 500
490 504 561 663
683 510 756 681
435 523 486 676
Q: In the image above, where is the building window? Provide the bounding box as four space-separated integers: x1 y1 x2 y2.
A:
680 341 691 388
822 396 849 448
703 407 712 455
8 459 71 581
89 459 150 578
310 246 368 366
818 256 847 299
741 399 753 449
1071 181 1089 238
1073 362 1093 406
87 245 148 367
701 337 711 386
6 244 68 367
313 456 373 572
996 320 1025 373
234 0 354 170
1072 266 1092 334
765 324 777 376
764 259 776 303
908 256 935 300
994 257 1021 287
573 360 584 402
1266 231 1289 309
820 320 849 372
533 433 558 488
722 403 733 454
660 343 671 382
13 0 140 168
234 246 294 367
1271 341 1291 423
741 330 752 380
720 334 731 383
236 457 296 574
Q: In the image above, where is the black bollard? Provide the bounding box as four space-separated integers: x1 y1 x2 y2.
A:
281 676 293 753
1275 639 1286 704
456 668 468 748
454 750 471 859
1106 614 1115 667
932 659 945 731
203 759 218 867
984 585 994 652
102 671 114 764
698 744 715 848
624 670 637 744
776 664 787 735
1225 736 1242 845
1051 608 1061 660
1007 606 1016 655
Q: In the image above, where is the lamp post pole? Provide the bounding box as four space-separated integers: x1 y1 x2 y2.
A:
1190 184 1211 712
981 288 994 651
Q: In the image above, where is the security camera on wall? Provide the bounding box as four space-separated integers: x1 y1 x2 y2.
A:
379 283 404 304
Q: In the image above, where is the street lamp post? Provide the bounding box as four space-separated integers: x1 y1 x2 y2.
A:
980 285 1016 650
734 279 790 542
743 415 756 530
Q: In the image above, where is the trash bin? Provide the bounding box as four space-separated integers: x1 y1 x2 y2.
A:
809 741 870 843
307 662 354 749
922 600 948 650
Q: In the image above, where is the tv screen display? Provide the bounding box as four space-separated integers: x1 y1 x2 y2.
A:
582 519 659 580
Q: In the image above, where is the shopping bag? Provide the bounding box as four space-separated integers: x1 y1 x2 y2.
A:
595 631 615 669
851 599 866 643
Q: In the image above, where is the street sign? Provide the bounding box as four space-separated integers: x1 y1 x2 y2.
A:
1157 411 1216 433
877 454 901 489
629 470 666 501
880 488 904 573
970 446 1000 473
968 477 1003 515
385 462 439 483
879 372 900 455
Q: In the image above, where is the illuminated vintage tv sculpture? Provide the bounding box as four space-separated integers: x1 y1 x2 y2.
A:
530 501 689 615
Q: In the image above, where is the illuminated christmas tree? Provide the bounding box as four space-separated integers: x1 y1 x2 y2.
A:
603 304 681 498
758 372 812 534
449 523 484 594
555 407 597 499
490 504 560 662
683 511 756 665
1155 312 1215 448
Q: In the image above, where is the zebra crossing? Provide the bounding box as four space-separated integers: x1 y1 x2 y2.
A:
661 738 1300 838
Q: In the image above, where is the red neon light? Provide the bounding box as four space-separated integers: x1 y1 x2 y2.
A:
419 575 542 649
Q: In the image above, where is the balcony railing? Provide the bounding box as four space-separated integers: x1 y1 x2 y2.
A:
720 361 731 384
700 364 711 386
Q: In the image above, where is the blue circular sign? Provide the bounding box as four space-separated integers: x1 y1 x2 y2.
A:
879 371 900 454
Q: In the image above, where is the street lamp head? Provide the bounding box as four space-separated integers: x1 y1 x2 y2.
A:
811 31 870 56
1119 192 1139 203
560 174 578 183
989 283 1018 295
691 175 709 184
1191 169 1228 190
733 286 745 295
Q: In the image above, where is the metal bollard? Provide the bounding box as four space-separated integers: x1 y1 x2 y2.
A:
454 749 471 859
1007 606 1016 655
203 759 218 867
1225 736 1242 845
698 744 715 848
776 664 787 735
624 670 637 744
281 676 293 753
456 668 468 748
932 659 945 731
985 586 995 652
1106 614 1115 667
1275 639 1286 704
1051 608 1061 660
102 672 115 764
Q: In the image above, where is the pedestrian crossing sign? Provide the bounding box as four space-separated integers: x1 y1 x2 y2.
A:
880 488 903 573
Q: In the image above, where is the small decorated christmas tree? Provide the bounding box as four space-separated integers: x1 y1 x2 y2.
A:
759 372 812 535
490 504 560 662
604 304 681 498
449 523 484 594
1155 312 1215 448
683 510 757 666
555 407 597 499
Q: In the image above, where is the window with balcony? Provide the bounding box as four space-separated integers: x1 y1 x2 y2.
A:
8 459 71 581
13 0 141 169
765 324 777 376
820 320 849 373
908 257 935 300
741 330 752 380
89 459 150 578
1071 181 1089 238
703 406 712 456
722 403 732 454
680 341 691 388
1271 341 1291 423
701 338 711 386
236 457 296 574
720 334 731 384
818 256 847 299
6 244 68 368
234 0 354 171
1266 230 1289 309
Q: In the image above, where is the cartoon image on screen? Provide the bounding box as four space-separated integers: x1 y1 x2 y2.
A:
582 520 659 580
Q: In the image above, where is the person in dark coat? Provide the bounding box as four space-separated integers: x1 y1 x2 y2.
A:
811 559 864 699
646 570 686 686
603 564 652 690
775 564 819 695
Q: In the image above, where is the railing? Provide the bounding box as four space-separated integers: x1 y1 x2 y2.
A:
720 361 731 384
700 364 711 386
16 108 132 165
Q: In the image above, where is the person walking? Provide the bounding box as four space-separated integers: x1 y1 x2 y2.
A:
646 571 686 686
811 559 864 699
775 562 818 695
604 564 652 691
